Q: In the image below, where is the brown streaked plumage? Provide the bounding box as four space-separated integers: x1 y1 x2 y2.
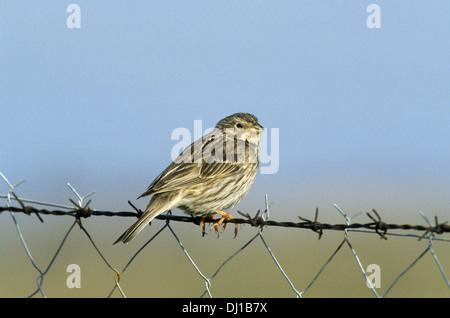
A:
114 113 263 244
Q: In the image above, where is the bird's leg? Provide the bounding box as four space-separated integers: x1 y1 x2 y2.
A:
200 217 207 236
211 210 238 237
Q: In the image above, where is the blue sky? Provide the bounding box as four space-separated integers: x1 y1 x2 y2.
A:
1 1 449 222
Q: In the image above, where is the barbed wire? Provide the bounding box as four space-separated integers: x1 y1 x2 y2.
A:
1 171 449 298
2 203 450 240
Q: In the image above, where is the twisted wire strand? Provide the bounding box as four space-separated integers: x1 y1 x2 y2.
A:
1 205 449 239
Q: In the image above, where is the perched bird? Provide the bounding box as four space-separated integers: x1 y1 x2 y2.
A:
114 113 263 244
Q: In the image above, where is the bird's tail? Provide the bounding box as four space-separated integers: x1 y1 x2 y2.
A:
113 200 168 244
113 213 157 244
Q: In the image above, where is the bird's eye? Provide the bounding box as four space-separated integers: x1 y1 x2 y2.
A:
236 123 243 129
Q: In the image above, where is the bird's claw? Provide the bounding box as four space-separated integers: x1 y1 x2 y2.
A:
198 211 238 238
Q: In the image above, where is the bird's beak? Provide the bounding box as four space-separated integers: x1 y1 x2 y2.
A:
255 123 264 130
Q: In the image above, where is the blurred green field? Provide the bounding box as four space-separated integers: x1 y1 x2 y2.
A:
1 206 449 298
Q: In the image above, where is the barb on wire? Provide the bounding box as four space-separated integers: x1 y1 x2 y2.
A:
238 209 266 228
366 209 388 240
0 171 43 222
298 207 323 239
418 214 448 241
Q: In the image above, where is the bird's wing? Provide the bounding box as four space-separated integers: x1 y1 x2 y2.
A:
138 132 241 198
138 161 200 198
198 132 242 179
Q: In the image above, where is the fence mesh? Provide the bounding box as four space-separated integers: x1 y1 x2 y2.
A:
1 171 449 298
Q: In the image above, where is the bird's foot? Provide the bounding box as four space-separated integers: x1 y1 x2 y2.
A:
211 210 238 238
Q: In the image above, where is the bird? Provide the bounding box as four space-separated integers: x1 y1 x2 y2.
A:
114 113 263 244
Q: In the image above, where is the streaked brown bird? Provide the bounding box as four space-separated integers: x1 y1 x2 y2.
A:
114 113 263 244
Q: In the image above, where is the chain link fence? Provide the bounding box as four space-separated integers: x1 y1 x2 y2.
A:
1 171 449 298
